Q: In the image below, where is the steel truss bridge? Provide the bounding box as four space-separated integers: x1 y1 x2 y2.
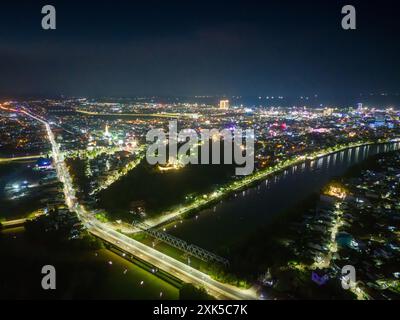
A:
132 220 229 266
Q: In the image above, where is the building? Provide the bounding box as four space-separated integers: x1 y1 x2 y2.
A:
45 105 76 116
219 100 230 110
104 123 111 137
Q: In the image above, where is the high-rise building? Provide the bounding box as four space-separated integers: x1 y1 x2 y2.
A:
219 100 230 110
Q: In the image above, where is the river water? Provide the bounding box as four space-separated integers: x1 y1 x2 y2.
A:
168 142 400 252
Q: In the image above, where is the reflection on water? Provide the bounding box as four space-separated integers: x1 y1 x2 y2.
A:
169 142 400 251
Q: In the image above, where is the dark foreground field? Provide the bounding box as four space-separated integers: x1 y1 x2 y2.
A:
0 227 179 299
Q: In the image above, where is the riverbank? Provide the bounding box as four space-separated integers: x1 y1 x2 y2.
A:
152 142 399 289
145 139 399 229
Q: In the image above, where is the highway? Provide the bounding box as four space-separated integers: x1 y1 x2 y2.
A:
89 220 256 300
76 109 198 119
0 154 43 163
0 218 27 228
20 109 258 300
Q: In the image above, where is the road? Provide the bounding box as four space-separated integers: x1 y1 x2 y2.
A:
20 109 258 300
0 155 43 163
0 218 27 228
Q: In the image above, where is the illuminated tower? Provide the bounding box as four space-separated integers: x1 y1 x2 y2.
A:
219 100 230 110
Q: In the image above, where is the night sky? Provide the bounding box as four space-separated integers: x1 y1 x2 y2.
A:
0 0 399 99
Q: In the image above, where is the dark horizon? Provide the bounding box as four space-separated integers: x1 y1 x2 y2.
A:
3 94 400 110
0 0 399 98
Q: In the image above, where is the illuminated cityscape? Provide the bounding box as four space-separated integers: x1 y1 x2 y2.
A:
0 0 399 304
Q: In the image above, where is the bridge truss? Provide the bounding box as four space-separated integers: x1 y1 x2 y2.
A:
133 220 229 266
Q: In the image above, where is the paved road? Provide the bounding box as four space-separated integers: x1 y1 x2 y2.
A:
20 109 258 300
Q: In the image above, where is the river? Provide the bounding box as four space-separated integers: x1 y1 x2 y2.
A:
168 142 400 253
